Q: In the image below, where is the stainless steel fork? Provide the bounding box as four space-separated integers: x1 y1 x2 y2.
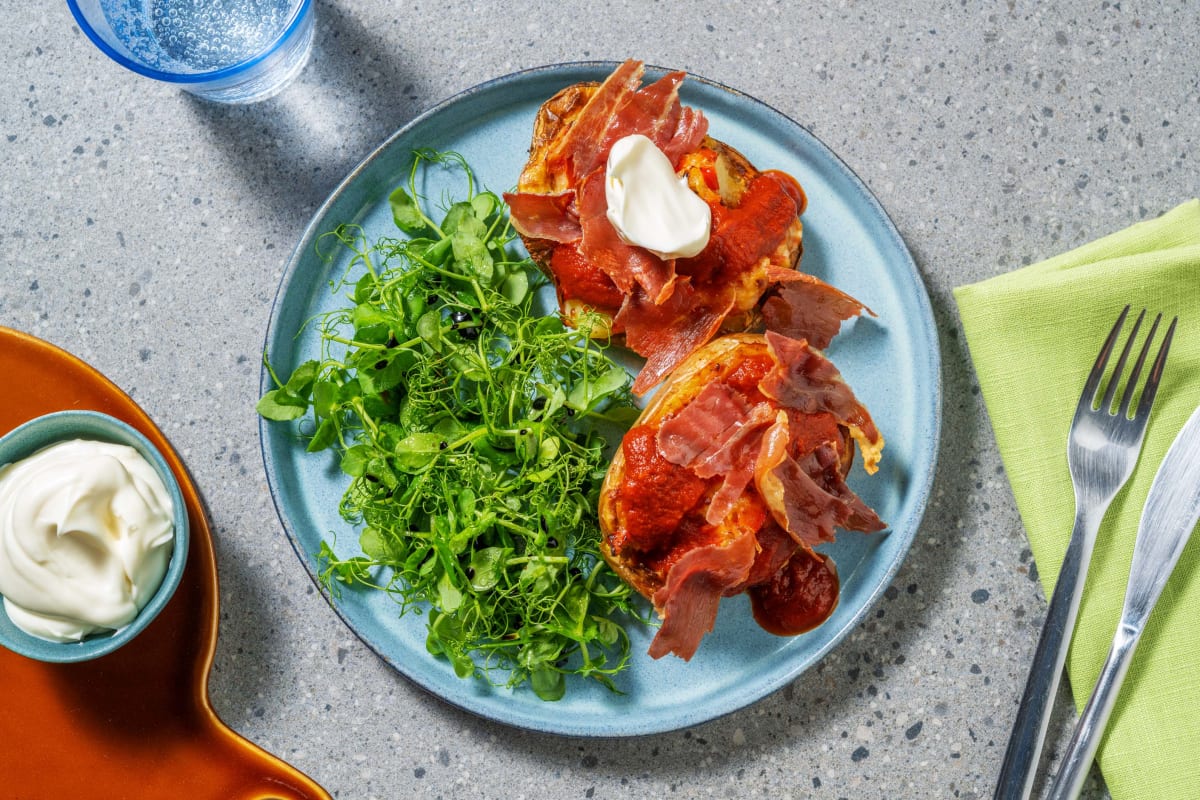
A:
993 306 1174 800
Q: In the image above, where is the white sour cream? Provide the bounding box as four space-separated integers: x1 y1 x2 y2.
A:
605 134 712 260
0 439 175 642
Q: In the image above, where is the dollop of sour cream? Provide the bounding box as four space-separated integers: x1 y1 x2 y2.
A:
0 439 175 642
605 134 712 260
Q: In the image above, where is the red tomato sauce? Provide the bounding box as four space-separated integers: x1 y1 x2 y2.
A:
676 172 801 289
613 424 709 553
720 352 774 402
764 169 808 215
717 173 804 270
641 513 722 576
549 242 624 311
749 548 839 635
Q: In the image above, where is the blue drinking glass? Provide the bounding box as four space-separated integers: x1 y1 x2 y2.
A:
66 0 314 104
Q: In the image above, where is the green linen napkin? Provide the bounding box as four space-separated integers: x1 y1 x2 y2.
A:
953 199 1200 799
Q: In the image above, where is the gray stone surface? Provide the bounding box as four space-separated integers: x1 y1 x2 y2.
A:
3 1 1197 797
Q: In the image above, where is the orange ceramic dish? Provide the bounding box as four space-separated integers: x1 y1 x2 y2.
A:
0 327 330 800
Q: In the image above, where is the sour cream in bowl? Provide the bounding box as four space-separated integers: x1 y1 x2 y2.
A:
0 411 189 663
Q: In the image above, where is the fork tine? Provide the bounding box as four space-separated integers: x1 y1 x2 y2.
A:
1081 305 1131 407
1100 308 1145 412
1133 315 1177 420
1116 313 1162 418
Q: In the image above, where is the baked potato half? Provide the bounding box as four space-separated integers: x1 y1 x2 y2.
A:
504 60 810 394
598 332 884 660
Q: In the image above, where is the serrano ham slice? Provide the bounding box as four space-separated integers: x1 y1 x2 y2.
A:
617 280 734 395
577 169 677 302
545 59 644 184
658 105 708 169
756 427 884 548
807 445 885 534
656 385 776 525
656 382 753 466
761 268 873 350
608 71 685 157
760 330 884 473
504 191 581 243
544 62 710 191
647 527 757 660
601 69 709 171
692 404 777 526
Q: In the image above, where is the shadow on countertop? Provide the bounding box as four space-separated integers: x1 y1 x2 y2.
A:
181 0 426 225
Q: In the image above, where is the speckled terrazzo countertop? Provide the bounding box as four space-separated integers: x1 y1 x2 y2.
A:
3 2 1197 798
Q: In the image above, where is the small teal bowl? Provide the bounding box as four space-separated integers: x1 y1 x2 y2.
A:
0 411 189 663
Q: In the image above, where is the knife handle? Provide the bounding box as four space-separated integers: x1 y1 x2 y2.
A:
1045 623 1140 800
993 511 1096 800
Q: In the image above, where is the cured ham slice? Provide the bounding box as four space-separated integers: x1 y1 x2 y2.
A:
693 404 776 525
761 268 872 350
656 385 776 525
544 62 710 188
658 106 708 168
804 444 885 533
598 69 709 173
656 382 753 466
577 170 676 302
607 71 685 158
546 59 644 184
647 527 757 660
690 403 775 480
506 64 709 317
504 191 581 243
585 69 705 176
617 281 734 395
756 424 882 548
754 412 838 547
760 331 883 473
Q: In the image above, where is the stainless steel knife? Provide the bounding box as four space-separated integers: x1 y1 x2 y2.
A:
1046 401 1200 799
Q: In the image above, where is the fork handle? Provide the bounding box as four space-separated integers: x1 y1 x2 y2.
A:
1045 624 1140 800
994 511 1097 800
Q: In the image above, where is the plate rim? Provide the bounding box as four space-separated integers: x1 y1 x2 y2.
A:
259 61 943 737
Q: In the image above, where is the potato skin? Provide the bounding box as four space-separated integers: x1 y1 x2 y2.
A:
597 334 769 599
516 82 596 196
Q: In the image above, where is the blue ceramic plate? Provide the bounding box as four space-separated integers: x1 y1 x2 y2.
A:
260 63 941 736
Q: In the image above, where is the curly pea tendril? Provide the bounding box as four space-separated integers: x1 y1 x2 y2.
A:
260 149 649 700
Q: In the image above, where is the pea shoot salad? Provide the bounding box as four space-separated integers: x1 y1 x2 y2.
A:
259 150 646 700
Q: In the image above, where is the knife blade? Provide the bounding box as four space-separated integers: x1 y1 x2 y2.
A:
1046 401 1200 799
1119 403 1200 629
